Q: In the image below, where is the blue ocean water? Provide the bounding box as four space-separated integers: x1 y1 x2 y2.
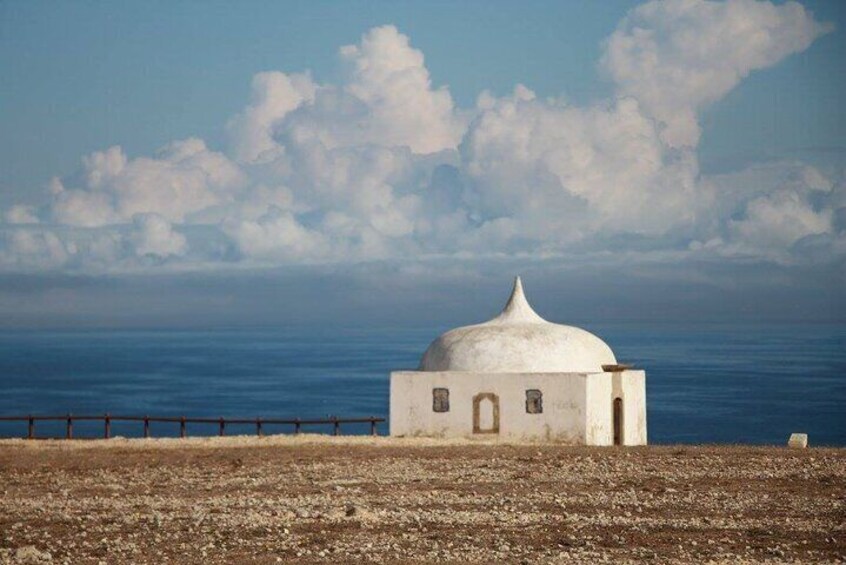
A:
0 323 843 445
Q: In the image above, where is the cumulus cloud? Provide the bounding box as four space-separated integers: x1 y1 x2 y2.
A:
130 213 188 258
338 25 464 154
227 25 462 166
0 229 69 271
227 71 317 163
730 190 832 254
51 139 246 228
461 89 698 238
0 2 840 276
602 0 832 147
690 162 842 263
4 205 39 224
224 208 332 263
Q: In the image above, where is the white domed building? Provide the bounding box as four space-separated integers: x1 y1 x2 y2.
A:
390 277 647 445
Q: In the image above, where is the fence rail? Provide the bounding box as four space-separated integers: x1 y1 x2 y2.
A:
0 414 385 439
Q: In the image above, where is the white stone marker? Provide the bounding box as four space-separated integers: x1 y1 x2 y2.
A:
788 433 808 449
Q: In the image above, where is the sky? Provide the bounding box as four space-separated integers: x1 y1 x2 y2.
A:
0 0 844 328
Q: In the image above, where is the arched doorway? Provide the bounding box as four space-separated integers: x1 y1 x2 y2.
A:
613 397 623 446
473 393 500 434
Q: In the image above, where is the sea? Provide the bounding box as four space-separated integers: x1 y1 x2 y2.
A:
0 323 843 445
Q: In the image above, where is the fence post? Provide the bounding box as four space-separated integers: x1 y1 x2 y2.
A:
3 413 385 441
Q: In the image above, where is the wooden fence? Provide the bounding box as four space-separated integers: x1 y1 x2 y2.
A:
0 414 384 439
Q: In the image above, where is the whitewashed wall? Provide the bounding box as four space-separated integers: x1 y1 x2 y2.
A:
618 371 647 445
585 374 613 445
583 370 648 445
390 370 647 445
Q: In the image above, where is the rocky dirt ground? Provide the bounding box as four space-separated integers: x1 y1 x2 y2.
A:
0 436 844 564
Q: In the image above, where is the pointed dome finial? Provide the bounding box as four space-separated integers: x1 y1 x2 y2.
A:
509 276 525 307
494 275 546 324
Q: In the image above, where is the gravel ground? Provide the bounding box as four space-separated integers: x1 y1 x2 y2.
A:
0 436 844 564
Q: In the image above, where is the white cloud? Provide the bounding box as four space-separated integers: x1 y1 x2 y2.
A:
729 189 832 254
0 2 839 275
0 229 69 271
461 88 698 238
51 139 246 227
227 71 317 163
224 207 331 262
338 25 464 154
690 162 842 262
130 213 188 258
602 0 832 147
4 205 40 224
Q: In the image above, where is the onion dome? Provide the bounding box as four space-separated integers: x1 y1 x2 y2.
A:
419 277 616 373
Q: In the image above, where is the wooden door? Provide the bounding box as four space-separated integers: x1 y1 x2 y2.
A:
613 397 623 446
473 393 500 434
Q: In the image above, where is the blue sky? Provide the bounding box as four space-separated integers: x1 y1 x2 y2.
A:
0 0 637 204
0 0 844 326
2 0 843 201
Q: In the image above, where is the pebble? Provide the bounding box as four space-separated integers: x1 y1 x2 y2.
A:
0 439 843 563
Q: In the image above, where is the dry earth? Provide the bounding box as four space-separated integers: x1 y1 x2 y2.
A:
0 436 844 564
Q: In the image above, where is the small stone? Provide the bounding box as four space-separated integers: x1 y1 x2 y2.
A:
14 546 52 564
788 433 808 448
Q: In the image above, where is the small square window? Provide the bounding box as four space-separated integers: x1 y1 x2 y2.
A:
433 388 450 412
526 389 543 414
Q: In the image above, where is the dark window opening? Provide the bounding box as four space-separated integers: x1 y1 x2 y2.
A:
433 388 450 412
525 389 543 414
